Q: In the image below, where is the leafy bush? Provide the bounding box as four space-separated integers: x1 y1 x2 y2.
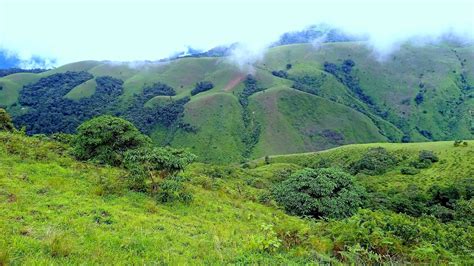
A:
124 146 196 195
419 150 439 163
156 176 193 204
321 209 474 264
409 150 439 169
0 108 15 132
191 81 214 96
271 70 288 79
454 140 469 147
400 167 420 175
72 115 150 166
350 147 398 175
272 168 365 219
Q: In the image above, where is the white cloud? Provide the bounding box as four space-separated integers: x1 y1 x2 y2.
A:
0 0 473 66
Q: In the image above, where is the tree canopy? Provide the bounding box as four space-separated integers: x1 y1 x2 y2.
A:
72 115 150 166
272 168 365 219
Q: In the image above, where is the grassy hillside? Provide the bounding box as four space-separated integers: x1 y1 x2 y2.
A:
1 132 472 264
0 41 472 163
252 140 474 191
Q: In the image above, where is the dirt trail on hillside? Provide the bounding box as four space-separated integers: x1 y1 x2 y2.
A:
223 74 245 92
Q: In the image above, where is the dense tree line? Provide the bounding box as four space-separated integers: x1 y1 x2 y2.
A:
0 68 46 77
190 81 214 96
123 83 189 133
239 75 263 158
142 82 176 97
14 72 123 134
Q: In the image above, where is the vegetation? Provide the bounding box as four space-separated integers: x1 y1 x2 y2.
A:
190 81 214 96
124 146 196 196
72 115 150 166
0 120 472 264
0 68 46 77
273 168 366 219
350 147 398 175
0 108 15 131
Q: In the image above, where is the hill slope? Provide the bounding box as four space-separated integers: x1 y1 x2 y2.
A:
0 41 473 163
1 133 472 264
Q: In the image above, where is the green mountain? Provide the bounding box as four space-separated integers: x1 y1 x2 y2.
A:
1 41 473 163
1 132 472 264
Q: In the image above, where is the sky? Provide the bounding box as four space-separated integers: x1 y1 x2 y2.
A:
0 0 473 66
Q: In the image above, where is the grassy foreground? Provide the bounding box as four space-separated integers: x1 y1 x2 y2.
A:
1 132 473 264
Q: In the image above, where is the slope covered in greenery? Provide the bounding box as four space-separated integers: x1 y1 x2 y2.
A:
0 131 472 264
0 41 472 163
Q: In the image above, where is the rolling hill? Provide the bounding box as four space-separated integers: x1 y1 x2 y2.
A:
0 41 472 163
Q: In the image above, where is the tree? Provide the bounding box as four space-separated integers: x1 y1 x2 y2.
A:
72 115 150 166
124 147 196 194
0 108 15 131
191 81 214 96
350 147 398 175
272 168 365 219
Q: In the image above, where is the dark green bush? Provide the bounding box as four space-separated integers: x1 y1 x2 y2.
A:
419 150 439 163
191 81 214 96
272 168 365 219
72 115 150 166
400 167 420 175
410 159 432 169
350 147 398 175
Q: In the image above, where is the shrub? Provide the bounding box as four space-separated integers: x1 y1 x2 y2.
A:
124 146 196 195
418 150 439 163
400 167 420 175
350 147 398 175
0 108 15 132
409 150 439 169
410 159 432 169
271 70 288 79
191 81 214 96
454 140 468 147
454 199 474 225
72 115 150 166
156 176 193 204
272 168 365 219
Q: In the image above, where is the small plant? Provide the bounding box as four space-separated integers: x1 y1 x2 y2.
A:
454 140 469 147
250 224 282 253
44 230 74 258
156 176 193 204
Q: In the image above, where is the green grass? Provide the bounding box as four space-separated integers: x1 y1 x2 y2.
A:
165 92 246 164
250 86 388 157
0 132 472 264
253 140 474 191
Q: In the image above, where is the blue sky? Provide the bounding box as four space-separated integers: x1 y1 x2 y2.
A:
0 0 473 66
